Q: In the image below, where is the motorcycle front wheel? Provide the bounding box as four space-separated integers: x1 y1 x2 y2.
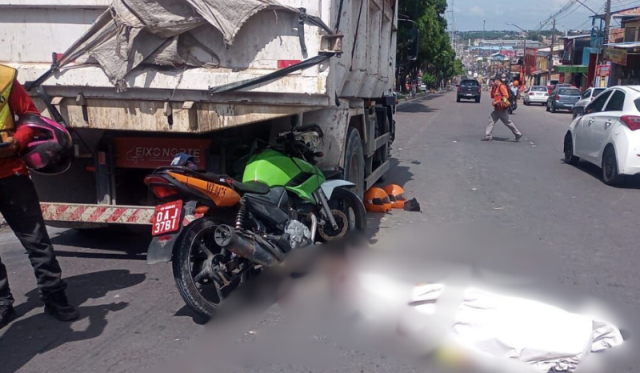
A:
172 217 243 318
317 187 367 241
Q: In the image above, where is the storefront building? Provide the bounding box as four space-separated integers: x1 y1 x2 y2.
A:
606 16 640 87
559 34 591 89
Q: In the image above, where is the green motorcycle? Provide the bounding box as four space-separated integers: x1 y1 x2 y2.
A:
144 124 367 317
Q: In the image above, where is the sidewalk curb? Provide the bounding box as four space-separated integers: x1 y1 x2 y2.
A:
397 90 450 107
397 93 429 107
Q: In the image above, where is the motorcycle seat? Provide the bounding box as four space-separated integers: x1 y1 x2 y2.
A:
233 180 271 195
194 171 271 195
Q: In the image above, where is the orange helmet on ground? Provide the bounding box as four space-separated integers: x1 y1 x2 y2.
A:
364 187 392 213
383 184 407 209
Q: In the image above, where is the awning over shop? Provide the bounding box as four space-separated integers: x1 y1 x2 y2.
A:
555 65 589 73
604 42 640 49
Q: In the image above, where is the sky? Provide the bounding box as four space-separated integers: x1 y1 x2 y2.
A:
447 0 635 32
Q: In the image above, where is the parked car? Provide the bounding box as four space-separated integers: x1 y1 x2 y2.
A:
572 87 605 118
457 79 481 103
523 86 549 105
547 87 582 113
547 83 576 95
563 86 640 185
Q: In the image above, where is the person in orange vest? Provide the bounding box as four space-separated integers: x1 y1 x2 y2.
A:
483 75 523 142
0 64 78 328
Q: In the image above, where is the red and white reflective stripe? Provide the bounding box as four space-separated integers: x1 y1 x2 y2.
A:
40 203 155 225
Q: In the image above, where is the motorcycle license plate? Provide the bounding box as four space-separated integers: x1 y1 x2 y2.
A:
152 200 183 236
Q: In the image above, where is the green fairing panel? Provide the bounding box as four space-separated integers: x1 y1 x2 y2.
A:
242 149 325 202
287 173 325 202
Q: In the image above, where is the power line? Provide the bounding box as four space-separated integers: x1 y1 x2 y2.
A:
556 2 582 21
535 0 578 31
568 2 607 30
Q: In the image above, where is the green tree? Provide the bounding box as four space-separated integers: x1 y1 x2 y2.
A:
397 0 461 90
421 72 436 89
527 32 544 43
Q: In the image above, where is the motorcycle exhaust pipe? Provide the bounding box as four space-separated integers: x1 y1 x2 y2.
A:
214 224 284 267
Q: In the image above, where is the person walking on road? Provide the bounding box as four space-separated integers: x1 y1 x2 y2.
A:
0 64 78 329
483 75 523 142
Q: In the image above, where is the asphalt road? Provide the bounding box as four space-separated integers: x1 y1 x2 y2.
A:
1 91 640 372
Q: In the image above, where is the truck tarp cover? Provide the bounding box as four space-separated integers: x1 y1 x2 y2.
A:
57 0 301 90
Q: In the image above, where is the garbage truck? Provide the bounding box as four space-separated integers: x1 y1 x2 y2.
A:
0 0 402 229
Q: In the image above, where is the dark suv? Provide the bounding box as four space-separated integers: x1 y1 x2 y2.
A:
457 79 481 103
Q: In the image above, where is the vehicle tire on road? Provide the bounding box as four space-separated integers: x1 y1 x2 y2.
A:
564 133 579 165
546 103 550 112
344 127 365 200
457 97 461 102
602 146 621 186
475 97 480 103
551 103 557 113
173 217 238 318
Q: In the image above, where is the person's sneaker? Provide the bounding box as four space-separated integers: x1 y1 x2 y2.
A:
43 292 79 321
515 134 523 142
481 137 493 142
0 305 17 329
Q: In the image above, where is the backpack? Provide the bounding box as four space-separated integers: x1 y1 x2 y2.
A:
503 83 516 103
493 83 514 110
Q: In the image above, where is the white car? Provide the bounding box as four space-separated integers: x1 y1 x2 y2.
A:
523 86 548 105
572 87 606 118
564 86 640 185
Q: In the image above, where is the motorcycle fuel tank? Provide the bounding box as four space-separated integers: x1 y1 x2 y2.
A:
243 149 325 203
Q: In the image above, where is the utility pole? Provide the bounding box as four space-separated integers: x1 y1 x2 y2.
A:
603 0 612 57
452 0 456 54
483 20 486 42
549 18 556 83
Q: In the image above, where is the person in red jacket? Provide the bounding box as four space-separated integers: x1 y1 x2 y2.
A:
483 75 523 142
0 64 78 329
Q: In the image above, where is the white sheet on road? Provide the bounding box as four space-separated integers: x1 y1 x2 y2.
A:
357 274 624 373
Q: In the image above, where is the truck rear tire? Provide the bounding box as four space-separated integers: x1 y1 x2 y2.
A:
344 128 365 200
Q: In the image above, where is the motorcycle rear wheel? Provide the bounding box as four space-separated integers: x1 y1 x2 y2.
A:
173 217 242 318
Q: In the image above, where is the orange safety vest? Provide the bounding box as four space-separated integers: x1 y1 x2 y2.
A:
0 64 17 142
